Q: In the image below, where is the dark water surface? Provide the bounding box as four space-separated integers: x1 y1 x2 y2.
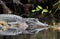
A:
0 29 59 39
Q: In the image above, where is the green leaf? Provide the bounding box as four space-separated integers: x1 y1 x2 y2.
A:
32 10 36 12
42 9 48 15
37 5 43 10
36 7 40 11
35 5 43 11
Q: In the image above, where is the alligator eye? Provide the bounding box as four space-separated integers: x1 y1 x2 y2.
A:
33 19 37 22
1 24 4 26
8 24 11 26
